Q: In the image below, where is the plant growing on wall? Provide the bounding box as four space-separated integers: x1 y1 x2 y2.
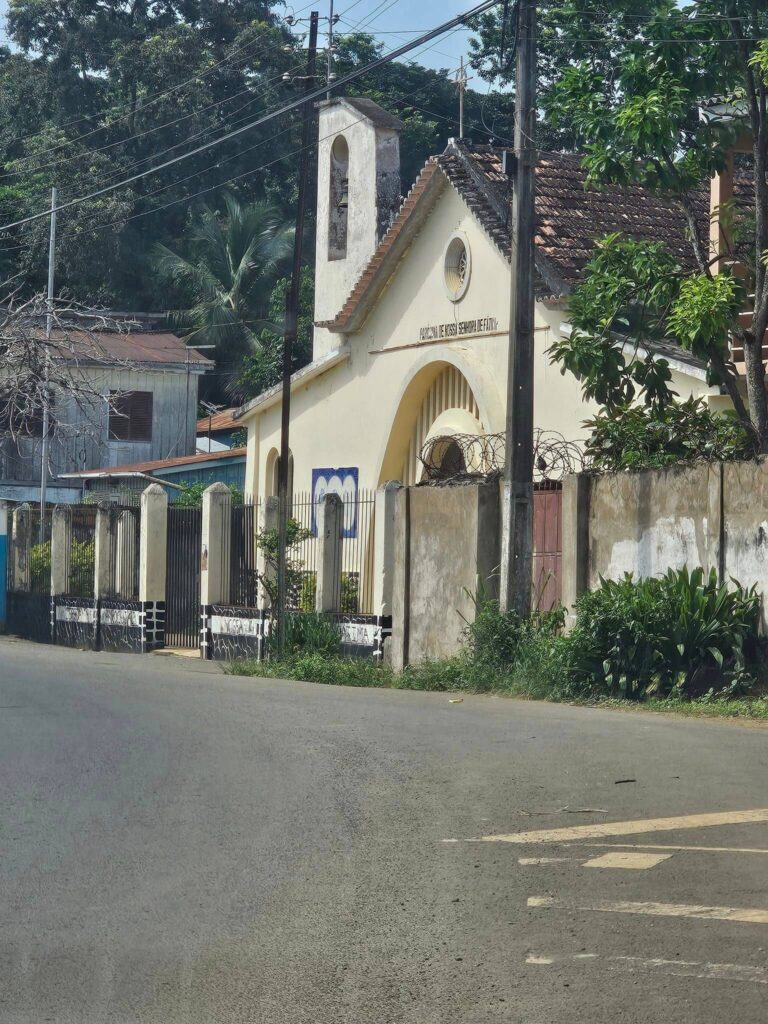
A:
546 1 768 455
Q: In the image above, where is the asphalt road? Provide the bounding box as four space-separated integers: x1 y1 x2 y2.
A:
2 638 768 1023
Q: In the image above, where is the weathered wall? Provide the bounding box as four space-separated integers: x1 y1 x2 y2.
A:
389 481 500 668
564 460 768 631
586 464 719 587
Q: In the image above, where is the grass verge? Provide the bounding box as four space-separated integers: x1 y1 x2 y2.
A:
227 654 768 720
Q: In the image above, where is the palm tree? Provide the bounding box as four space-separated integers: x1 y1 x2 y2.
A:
153 193 293 399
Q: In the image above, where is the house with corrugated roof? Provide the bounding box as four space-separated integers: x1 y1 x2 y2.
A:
0 315 211 504
236 97 731 506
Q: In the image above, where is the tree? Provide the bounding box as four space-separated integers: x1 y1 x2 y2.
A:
0 288 137 457
469 0 673 149
153 192 292 400
238 268 313 399
546 1 768 452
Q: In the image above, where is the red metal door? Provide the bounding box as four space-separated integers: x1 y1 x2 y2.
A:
532 483 562 611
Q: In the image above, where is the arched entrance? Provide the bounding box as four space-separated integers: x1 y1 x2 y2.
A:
378 362 486 485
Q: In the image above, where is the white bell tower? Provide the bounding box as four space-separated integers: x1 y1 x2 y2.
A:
313 97 402 359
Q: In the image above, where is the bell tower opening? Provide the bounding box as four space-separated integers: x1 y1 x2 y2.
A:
328 135 349 261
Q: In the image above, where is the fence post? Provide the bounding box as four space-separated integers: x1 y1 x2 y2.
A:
259 495 279 607
50 506 71 596
115 510 137 598
0 501 7 629
93 506 114 600
201 483 232 659
561 473 590 628
315 492 343 613
139 484 168 652
201 483 232 607
372 481 401 658
11 505 31 592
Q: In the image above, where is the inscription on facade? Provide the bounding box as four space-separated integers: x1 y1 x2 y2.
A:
419 316 499 342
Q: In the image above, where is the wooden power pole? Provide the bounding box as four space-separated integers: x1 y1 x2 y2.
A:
501 0 536 616
276 11 319 655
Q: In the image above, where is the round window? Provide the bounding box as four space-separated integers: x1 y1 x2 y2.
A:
444 232 471 301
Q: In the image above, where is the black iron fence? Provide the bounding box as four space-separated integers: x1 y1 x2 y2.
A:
288 492 318 612
166 505 202 648
341 489 375 615
229 500 259 607
68 505 96 597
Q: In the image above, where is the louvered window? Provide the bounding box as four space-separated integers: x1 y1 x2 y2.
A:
109 391 153 442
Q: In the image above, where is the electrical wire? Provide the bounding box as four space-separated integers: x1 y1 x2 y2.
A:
0 0 504 234
0 28 479 255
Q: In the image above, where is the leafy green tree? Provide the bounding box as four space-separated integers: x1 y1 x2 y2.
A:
469 0 673 149
546 1 768 452
238 268 313 399
153 192 292 400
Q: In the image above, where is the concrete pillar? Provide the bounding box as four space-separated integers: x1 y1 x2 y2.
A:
710 152 734 274
372 481 401 618
560 473 590 627
0 502 7 628
50 506 72 596
259 495 279 607
93 506 114 599
115 510 137 598
316 492 343 613
201 483 232 607
388 487 410 671
139 484 168 604
11 505 31 592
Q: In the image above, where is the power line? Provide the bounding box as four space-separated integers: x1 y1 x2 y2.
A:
0 46 473 256
0 0 504 234
2 58 310 188
0 0 326 152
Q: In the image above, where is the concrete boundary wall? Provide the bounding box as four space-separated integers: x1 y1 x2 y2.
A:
389 481 501 669
562 460 768 630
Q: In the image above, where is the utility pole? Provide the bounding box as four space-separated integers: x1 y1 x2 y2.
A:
276 11 319 656
500 0 536 616
39 185 57 538
326 0 338 100
454 57 471 139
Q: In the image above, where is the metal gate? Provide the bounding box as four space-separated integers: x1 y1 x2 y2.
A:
165 506 202 648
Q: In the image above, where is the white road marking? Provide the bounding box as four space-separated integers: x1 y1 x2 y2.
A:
528 895 768 924
526 952 768 984
518 857 572 865
583 851 672 870
477 808 768 844
574 841 768 856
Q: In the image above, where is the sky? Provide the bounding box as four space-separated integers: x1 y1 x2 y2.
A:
0 0 484 79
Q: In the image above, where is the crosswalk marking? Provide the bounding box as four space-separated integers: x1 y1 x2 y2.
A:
526 952 768 984
477 808 768 844
528 895 768 925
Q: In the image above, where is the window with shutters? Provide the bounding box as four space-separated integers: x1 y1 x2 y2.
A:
109 390 153 442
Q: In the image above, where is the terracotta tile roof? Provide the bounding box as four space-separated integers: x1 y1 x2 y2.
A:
63 447 246 478
196 407 239 433
321 142 733 332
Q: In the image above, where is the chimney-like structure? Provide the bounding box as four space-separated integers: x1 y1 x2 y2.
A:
313 97 402 359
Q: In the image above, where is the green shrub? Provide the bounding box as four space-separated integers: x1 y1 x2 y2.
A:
584 398 755 473
272 612 342 658
566 567 760 700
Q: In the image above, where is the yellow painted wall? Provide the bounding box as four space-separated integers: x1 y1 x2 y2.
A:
241 174 718 500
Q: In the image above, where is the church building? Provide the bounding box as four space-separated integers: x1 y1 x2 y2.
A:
237 96 723 507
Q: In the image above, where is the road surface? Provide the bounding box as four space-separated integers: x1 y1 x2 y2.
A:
2 637 768 1022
